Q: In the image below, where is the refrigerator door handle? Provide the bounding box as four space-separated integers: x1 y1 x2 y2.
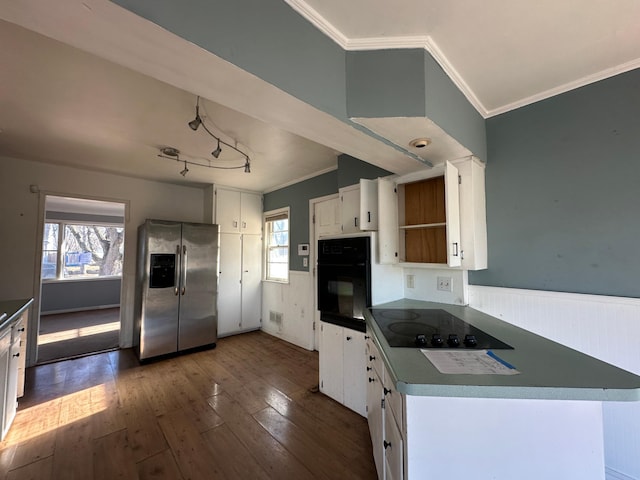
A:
181 245 187 295
174 244 180 295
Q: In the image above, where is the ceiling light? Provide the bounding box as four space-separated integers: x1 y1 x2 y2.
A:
409 138 432 149
212 139 222 158
244 160 251 173
179 160 189 177
188 97 202 131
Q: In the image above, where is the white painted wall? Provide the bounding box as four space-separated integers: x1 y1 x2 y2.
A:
468 285 640 480
0 156 206 362
261 271 314 350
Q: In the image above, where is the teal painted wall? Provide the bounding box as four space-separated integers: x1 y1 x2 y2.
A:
264 155 391 271
469 68 640 297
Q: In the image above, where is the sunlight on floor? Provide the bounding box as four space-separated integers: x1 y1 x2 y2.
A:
38 322 120 345
1 384 108 446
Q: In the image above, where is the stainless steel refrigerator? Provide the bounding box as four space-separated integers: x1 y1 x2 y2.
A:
134 220 219 360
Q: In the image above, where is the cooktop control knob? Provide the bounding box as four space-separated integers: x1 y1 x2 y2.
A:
415 334 428 347
447 334 460 347
431 334 444 347
464 334 478 347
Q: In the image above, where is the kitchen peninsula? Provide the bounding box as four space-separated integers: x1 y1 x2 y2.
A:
365 299 640 480
0 298 32 441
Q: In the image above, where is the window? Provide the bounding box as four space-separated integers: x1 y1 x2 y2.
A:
41 222 124 280
264 209 289 282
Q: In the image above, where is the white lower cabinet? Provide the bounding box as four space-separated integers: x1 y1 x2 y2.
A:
319 322 366 416
218 233 262 337
366 335 405 480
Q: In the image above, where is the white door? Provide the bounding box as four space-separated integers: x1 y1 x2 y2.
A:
340 185 360 233
318 322 343 403
240 234 262 330
444 161 462 267
217 233 242 336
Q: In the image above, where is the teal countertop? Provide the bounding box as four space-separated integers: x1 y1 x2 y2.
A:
0 298 33 332
365 299 640 401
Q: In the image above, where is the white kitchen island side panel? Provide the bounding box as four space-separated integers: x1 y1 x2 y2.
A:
261 271 314 350
468 285 640 480
405 395 605 480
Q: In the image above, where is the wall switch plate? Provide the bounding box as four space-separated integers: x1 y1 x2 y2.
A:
437 276 452 292
406 274 415 289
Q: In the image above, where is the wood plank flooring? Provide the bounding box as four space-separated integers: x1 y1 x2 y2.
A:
0 331 377 479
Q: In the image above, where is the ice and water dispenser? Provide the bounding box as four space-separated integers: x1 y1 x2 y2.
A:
149 254 176 288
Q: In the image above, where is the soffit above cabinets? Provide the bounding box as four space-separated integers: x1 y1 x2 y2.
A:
352 117 473 168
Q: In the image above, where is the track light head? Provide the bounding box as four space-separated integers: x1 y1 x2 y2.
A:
244 160 251 173
188 114 202 131
180 160 189 177
212 140 222 158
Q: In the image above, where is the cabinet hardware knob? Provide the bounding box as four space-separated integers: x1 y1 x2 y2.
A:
383 440 391 450
368 377 375 383
18 328 25 332
366 366 372 371
346 336 352 341
12 353 19 358
369 355 375 361
384 387 391 396
364 335 370 339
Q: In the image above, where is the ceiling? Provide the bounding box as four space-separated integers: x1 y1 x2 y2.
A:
1 0 639 193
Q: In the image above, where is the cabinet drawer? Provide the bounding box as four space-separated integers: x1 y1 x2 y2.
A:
384 403 404 480
365 337 384 379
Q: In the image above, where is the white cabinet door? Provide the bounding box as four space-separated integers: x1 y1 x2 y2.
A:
377 177 399 265
319 322 343 402
315 197 341 237
240 192 262 235
217 233 242 336
445 161 462 267
240 234 262 331
340 185 360 233
384 408 404 480
367 366 384 479
359 179 379 231
343 331 366 416
216 188 262 235
216 188 241 234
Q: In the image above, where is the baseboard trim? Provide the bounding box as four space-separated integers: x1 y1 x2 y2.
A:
606 467 637 480
40 304 120 316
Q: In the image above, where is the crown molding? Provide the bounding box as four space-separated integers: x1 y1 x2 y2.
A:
486 57 640 117
285 0 640 119
284 0 490 118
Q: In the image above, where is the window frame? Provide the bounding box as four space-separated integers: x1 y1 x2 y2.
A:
41 220 125 282
263 207 290 283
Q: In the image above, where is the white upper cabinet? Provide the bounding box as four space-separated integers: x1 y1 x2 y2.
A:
315 196 342 238
340 179 380 234
215 187 262 234
378 157 487 270
340 184 360 234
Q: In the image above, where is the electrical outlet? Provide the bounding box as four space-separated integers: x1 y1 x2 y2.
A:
303 257 308 267
406 274 415 289
437 276 452 292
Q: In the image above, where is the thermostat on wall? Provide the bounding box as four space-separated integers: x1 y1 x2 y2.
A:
298 244 309 256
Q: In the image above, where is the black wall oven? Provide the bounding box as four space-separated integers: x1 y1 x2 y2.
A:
317 236 371 332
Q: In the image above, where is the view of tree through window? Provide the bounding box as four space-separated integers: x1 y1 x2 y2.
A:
42 222 124 279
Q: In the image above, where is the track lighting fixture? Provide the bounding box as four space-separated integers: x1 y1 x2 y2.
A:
162 95 251 177
188 97 203 131
212 139 222 158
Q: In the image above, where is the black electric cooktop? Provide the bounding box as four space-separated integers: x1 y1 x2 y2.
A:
369 308 513 349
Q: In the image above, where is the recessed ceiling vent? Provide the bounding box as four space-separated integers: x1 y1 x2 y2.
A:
409 138 432 149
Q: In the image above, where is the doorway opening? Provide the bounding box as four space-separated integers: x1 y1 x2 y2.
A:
37 195 125 363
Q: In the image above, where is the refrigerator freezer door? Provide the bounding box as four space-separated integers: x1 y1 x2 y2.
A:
178 223 219 350
139 221 181 360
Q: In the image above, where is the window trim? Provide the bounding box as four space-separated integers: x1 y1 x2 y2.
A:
263 207 290 283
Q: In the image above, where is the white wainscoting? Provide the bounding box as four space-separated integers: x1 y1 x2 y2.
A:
261 271 314 351
468 285 640 480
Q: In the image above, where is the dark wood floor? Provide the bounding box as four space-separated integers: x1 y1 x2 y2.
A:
37 308 120 363
0 331 377 479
